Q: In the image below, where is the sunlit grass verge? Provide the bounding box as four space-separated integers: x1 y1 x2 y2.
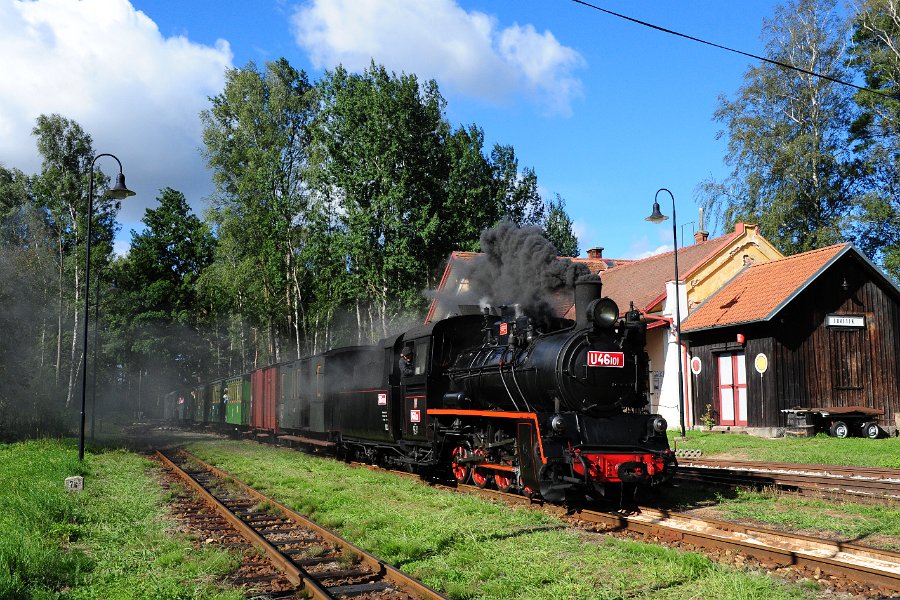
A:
711 488 900 550
0 439 242 599
670 430 900 468
189 440 820 600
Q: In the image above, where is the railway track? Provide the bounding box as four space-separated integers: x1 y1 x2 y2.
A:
437 480 900 596
342 457 900 596
155 449 446 600
676 458 900 504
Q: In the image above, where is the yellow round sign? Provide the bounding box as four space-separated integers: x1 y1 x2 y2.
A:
754 353 768 374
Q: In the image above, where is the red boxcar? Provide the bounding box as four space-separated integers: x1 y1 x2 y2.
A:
251 365 278 433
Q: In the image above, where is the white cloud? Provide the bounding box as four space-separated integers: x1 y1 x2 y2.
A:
0 0 232 226
291 0 584 115
572 219 590 255
634 244 672 260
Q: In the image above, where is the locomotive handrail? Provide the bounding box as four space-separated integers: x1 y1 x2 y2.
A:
497 346 521 411
509 352 532 412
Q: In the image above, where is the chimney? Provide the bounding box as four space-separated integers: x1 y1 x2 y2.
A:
694 207 709 243
574 279 602 328
586 246 604 259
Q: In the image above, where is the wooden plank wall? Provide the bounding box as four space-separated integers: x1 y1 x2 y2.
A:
685 254 899 428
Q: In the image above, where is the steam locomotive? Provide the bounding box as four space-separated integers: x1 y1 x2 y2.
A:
167 279 676 502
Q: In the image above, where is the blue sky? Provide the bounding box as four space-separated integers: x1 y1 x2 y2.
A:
2 0 792 259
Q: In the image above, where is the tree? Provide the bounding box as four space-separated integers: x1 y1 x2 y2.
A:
0 165 62 436
699 0 856 255
311 63 452 341
543 194 579 257
29 114 121 407
201 59 316 365
440 124 499 252
847 0 900 280
116 188 216 389
490 144 545 227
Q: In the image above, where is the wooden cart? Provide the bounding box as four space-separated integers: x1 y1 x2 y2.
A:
781 406 884 439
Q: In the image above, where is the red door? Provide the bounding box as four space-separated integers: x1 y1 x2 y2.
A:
717 352 747 426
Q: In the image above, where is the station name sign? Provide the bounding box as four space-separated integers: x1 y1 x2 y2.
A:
825 314 865 329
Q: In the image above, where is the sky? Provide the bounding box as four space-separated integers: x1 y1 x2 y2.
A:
1 0 793 260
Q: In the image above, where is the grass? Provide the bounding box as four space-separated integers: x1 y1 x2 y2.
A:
188 439 825 600
0 439 243 599
707 488 900 550
659 431 900 548
670 430 900 468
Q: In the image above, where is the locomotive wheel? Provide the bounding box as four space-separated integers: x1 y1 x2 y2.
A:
451 444 472 484
829 421 850 438
494 459 515 493
471 448 494 489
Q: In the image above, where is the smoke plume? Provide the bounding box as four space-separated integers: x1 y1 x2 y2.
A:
454 221 595 324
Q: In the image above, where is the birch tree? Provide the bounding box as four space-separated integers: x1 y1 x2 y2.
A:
699 0 856 255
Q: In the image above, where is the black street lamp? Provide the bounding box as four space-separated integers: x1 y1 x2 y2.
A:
646 188 686 438
79 154 134 462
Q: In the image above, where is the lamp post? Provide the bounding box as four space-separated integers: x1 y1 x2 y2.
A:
646 188 686 438
79 154 134 462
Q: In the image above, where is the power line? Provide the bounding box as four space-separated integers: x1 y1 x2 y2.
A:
570 0 898 101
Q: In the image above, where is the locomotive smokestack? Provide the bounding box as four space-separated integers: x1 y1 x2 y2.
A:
575 278 602 328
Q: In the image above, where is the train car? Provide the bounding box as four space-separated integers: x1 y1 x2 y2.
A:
250 364 278 434
162 391 181 423
225 375 251 427
208 380 225 424
191 384 207 425
278 360 300 430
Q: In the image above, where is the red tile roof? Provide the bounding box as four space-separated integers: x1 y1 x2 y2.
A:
598 229 742 312
681 243 849 332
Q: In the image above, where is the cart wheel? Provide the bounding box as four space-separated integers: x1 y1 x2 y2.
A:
862 422 881 439
829 421 849 438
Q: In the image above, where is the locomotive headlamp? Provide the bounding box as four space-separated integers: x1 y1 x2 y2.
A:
551 415 566 434
587 298 619 328
651 416 668 434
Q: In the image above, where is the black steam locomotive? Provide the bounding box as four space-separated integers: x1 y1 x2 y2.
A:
174 279 676 502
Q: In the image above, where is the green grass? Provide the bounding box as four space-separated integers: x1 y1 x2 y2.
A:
670 430 900 468
707 488 900 550
0 439 242 599
188 439 823 600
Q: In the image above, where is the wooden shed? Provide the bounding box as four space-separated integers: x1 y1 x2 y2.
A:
680 244 900 434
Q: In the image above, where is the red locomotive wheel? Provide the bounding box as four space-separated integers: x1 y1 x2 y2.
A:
471 448 494 489
494 459 515 493
451 445 471 484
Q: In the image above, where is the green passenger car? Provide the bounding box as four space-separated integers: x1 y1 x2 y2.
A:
209 381 225 424
225 375 251 426
192 384 207 424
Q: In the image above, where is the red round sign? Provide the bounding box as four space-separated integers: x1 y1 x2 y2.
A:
690 356 702 375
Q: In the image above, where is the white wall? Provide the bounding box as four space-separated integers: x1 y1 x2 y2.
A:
647 280 692 431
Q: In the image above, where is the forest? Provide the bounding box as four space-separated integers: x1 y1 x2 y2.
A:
0 0 897 437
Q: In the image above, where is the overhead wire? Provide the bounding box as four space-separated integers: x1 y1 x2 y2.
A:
569 0 898 101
